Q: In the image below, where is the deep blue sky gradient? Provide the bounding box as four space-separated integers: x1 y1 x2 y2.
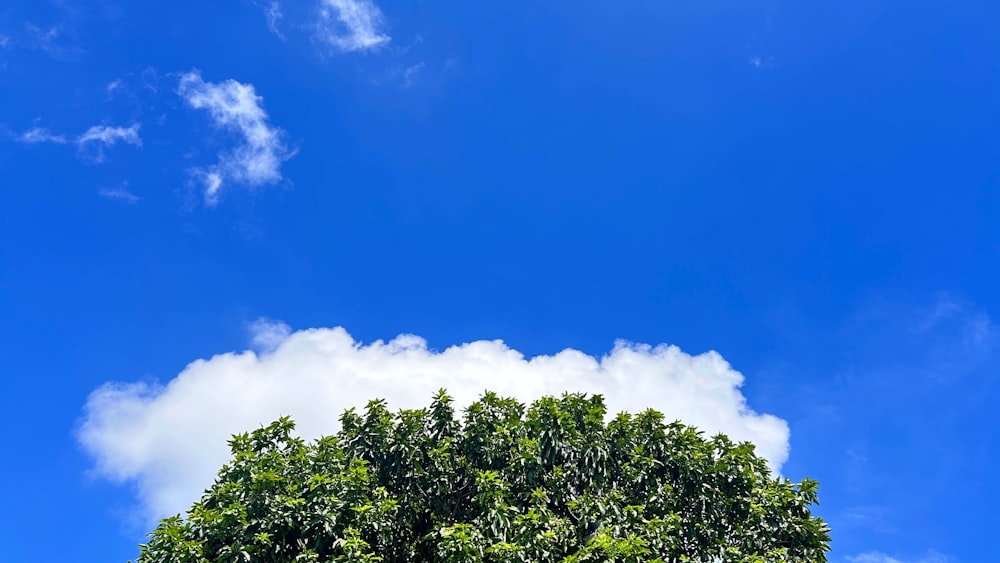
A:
1 1 998 561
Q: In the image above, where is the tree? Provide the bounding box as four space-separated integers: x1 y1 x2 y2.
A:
133 390 830 562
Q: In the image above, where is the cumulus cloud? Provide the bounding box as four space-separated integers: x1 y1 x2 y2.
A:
177 71 294 205
248 317 292 353
79 323 790 521
17 126 67 144
316 0 390 53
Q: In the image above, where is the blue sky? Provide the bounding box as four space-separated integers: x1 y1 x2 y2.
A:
1 1 997 561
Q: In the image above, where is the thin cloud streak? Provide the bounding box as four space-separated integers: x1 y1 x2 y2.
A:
252 0 285 38
76 124 142 163
99 185 139 203
264 2 284 38
78 124 142 147
7 123 141 164
17 127 67 144
847 550 954 563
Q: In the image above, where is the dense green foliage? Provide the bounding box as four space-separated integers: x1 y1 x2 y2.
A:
135 391 830 562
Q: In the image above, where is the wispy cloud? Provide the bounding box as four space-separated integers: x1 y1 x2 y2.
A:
0 34 9 69
315 0 390 53
76 124 142 162
749 55 774 70
255 1 285 38
98 184 139 204
400 62 425 87
849 554 903 563
25 24 59 48
79 323 790 521
105 79 123 98
839 504 895 535
24 23 84 61
913 293 997 352
8 123 141 163
847 550 954 563
78 124 142 147
839 292 999 387
177 71 294 205
17 127 68 144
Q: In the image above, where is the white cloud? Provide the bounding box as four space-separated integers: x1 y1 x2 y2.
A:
17 127 67 144
79 323 790 522
316 0 390 53
847 550 953 563
177 71 294 205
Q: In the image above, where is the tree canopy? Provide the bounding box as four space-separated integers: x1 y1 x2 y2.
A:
134 390 830 562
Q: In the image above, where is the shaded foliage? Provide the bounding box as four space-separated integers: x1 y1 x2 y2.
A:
134 390 830 562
